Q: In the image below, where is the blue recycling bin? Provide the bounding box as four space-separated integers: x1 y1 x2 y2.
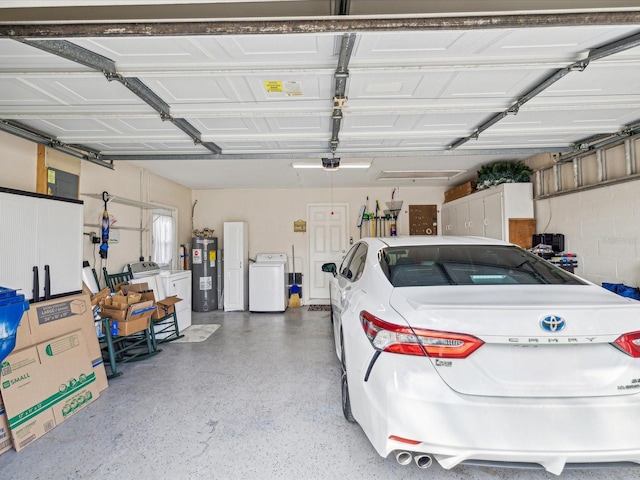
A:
0 287 30 364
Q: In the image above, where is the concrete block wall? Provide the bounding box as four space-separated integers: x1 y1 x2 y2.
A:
535 180 640 287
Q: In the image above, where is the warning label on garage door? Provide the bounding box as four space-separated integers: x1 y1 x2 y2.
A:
263 80 303 96
264 80 283 93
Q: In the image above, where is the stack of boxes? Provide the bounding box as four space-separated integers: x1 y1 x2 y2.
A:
96 289 156 337
92 282 180 338
0 279 180 455
0 293 109 454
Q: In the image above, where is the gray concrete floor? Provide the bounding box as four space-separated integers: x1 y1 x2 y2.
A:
1 307 638 479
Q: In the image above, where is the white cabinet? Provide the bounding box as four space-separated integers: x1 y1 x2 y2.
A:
0 188 83 300
467 196 485 236
483 190 504 239
223 222 249 312
441 183 533 241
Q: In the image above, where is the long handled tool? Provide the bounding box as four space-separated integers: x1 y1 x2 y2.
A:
289 245 301 308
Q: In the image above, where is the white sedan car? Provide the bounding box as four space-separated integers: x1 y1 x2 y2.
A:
322 236 640 475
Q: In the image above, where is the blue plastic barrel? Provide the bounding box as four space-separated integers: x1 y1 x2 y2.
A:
0 286 30 364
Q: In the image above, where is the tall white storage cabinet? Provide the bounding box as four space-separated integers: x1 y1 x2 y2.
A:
441 183 534 241
223 222 249 312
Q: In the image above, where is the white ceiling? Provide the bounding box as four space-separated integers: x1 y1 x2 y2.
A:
1 3 640 189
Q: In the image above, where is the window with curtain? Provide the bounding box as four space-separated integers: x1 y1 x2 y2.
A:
152 209 175 267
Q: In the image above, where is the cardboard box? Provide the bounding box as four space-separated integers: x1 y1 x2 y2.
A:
90 287 111 307
98 300 155 337
444 180 477 203
0 330 100 452
99 305 126 323
154 297 181 321
122 283 182 321
13 293 108 393
104 315 150 337
0 393 13 456
109 292 142 310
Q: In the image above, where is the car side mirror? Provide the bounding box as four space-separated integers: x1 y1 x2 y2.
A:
321 262 337 277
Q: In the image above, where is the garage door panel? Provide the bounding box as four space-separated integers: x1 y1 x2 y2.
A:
354 26 640 64
74 34 339 71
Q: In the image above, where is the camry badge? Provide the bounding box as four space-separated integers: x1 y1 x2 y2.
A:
540 315 566 333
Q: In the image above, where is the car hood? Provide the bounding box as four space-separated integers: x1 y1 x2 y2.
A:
389 284 640 398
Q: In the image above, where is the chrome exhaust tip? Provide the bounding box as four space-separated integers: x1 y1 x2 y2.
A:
414 454 433 469
395 451 413 466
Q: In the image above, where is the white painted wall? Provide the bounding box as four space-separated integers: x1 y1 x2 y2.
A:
535 181 640 287
192 186 446 301
0 130 37 191
527 140 640 288
80 162 193 281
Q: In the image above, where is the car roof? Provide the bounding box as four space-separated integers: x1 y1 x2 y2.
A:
363 236 513 248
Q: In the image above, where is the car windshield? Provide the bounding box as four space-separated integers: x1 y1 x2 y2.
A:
379 244 586 287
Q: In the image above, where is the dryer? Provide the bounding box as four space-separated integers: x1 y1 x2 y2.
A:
249 253 288 312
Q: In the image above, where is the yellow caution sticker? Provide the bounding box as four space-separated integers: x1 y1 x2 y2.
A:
48 168 56 184
264 80 284 93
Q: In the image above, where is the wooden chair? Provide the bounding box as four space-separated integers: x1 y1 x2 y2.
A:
99 266 158 376
149 299 184 347
90 267 101 290
103 266 133 292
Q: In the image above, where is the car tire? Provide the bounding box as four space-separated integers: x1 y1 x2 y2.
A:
341 332 356 423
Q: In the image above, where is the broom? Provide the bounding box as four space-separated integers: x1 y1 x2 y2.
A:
289 245 301 308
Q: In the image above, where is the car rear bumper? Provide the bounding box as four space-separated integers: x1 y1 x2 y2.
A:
355 354 640 475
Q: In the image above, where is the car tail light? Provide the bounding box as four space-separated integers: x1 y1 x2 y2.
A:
614 331 640 358
360 310 483 358
389 435 420 445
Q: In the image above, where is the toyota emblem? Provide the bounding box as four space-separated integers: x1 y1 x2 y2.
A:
540 315 566 333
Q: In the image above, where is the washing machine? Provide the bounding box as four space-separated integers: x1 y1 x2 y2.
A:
249 253 288 312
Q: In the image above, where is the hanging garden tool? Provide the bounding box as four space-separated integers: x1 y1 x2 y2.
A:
99 191 110 259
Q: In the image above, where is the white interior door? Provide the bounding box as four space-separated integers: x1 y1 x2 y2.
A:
308 203 348 300
223 221 248 311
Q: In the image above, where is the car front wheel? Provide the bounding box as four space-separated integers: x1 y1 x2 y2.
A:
341 332 356 423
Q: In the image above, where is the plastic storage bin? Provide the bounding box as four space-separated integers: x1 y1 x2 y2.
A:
0 286 30 364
